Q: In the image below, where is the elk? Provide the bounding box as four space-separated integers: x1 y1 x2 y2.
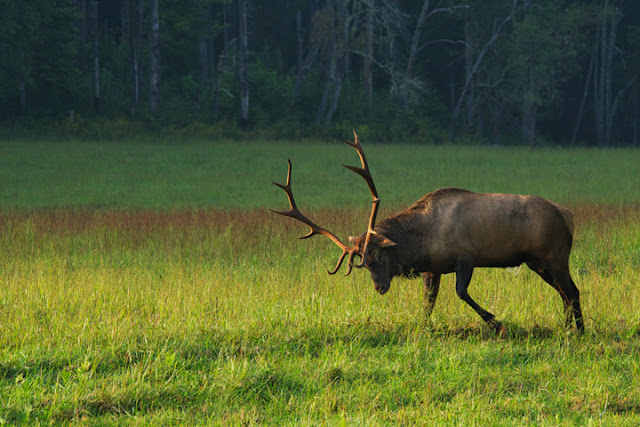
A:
271 131 584 333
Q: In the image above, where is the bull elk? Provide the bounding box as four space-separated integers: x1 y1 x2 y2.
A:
271 131 584 333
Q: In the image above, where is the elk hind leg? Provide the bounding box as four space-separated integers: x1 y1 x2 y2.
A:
455 259 501 332
423 272 441 323
527 260 584 332
552 268 583 332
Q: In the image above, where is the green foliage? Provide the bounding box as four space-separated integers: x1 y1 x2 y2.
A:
502 1 595 117
0 0 79 116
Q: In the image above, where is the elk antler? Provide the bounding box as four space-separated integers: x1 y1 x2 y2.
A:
270 130 380 275
270 160 360 275
342 130 380 269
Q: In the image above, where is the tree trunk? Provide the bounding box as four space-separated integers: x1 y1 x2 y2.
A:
290 5 321 109
223 2 231 50
126 0 141 116
290 43 319 109
464 13 476 132
364 0 374 112
402 0 430 110
296 10 304 73
324 0 350 125
606 75 636 147
238 0 249 125
593 11 605 146
325 76 343 126
521 69 538 146
594 0 619 147
450 0 519 143
633 81 638 146
150 0 160 115
213 51 221 116
522 100 536 146
121 0 127 40
602 11 620 147
315 0 337 124
597 6 610 147
77 0 87 70
603 5 617 147
571 39 596 145
137 0 144 95
91 0 100 114
18 79 26 114
17 50 26 114
315 46 334 124
198 37 208 112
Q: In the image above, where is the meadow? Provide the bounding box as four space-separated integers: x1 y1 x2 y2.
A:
1 139 640 425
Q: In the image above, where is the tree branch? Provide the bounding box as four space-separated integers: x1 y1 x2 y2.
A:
450 0 524 142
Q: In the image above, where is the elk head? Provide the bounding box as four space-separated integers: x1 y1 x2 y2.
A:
270 130 397 285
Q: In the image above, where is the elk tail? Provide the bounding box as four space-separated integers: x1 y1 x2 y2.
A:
551 202 575 247
557 205 574 238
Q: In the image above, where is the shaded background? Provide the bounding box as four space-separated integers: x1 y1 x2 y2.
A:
2 0 640 146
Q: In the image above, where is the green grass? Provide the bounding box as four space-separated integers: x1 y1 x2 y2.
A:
1 139 640 424
2 139 640 210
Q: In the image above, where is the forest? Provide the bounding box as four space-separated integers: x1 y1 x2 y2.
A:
2 0 640 146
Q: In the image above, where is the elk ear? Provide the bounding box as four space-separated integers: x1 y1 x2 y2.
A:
376 233 397 248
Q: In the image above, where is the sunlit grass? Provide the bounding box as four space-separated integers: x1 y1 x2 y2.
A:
1 139 640 423
1 206 639 424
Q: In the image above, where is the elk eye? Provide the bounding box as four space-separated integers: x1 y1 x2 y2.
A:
365 252 382 267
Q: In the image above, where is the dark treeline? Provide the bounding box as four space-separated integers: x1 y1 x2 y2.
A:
1 0 639 145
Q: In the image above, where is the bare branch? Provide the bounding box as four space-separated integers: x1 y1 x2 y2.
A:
450 0 524 142
426 5 470 21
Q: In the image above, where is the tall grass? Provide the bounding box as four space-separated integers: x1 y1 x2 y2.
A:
1 206 639 424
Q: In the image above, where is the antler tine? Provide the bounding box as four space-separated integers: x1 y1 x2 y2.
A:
270 159 296 209
341 130 381 269
342 130 379 200
327 249 350 276
270 159 351 251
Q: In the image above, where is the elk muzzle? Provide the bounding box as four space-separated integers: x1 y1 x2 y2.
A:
371 271 391 295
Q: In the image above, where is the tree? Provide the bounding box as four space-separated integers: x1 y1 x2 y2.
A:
91 0 100 114
238 0 249 124
0 0 78 116
591 0 637 147
312 0 343 125
502 2 590 145
125 0 143 116
150 0 160 115
400 0 467 111
3 0 640 145
449 0 522 143
364 0 374 111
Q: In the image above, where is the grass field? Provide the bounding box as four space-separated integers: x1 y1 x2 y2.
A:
2 139 640 209
1 139 640 424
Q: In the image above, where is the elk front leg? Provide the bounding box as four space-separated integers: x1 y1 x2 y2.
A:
423 272 441 323
454 259 503 333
